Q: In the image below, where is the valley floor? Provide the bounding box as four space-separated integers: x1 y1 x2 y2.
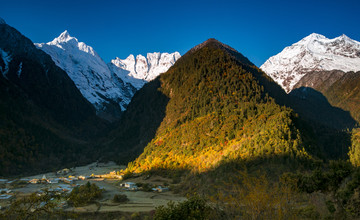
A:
0 161 185 216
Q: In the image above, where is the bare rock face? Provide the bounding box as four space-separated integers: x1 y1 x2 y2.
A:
292 70 346 91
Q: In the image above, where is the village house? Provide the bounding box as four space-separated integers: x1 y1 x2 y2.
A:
152 186 169 192
63 178 75 184
29 179 40 184
40 175 50 184
0 188 11 194
0 194 12 200
57 168 70 175
50 184 74 193
122 182 137 190
78 176 86 180
49 178 60 184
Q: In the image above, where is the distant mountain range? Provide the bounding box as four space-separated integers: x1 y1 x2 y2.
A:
261 33 360 93
36 31 180 121
110 52 181 88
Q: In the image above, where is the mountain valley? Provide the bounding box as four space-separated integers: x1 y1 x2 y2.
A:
1 17 360 219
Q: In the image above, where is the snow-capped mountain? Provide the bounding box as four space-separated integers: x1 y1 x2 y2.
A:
260 33 360 92
110 52 181 89
0 19 99 127
0 19 113 176
36 31 180 120
35 31 136 120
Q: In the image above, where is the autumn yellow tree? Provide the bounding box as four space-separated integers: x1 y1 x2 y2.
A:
349 128 360 167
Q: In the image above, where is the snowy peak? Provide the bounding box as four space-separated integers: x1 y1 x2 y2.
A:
35 31 134 120
300 33 327 42
36 31 180 120
110 51 181 83
56 30 72 42
334 34 354 43
38 30 98 57
48 30 77 46
112 55 135 71
35 31 106 77
127 54 135 60
293 33 360 57
260 33 360 92
337 34 351 41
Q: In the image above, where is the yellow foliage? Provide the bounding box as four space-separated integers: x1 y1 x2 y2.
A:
213 171 299 219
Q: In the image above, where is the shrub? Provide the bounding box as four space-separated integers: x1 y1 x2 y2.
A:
154 196 211 220
113 194 129 203
122 172 133 180
67 182 103 207
172 177 181 184
131 212 141 220
9 180 28 188
136 182 144 187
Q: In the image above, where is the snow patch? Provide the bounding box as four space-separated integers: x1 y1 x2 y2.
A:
0 48 12 79
17 62 23 78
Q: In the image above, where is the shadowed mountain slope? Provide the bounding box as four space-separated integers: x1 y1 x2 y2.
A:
294 70 360 124
0 20 107 176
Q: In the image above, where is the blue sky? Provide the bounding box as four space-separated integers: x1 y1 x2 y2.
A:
1 0 359 66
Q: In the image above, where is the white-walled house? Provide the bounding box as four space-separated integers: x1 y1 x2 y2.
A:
123 182 137 190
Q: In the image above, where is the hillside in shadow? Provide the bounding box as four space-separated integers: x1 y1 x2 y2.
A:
100 78 169 164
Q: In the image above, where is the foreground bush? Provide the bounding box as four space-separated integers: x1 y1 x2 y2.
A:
154 196 211 220
113 194 129 203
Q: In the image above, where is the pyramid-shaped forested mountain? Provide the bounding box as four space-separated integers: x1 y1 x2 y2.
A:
111 39 316 173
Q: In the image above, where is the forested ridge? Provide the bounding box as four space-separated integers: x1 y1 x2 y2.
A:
127 39 314 173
